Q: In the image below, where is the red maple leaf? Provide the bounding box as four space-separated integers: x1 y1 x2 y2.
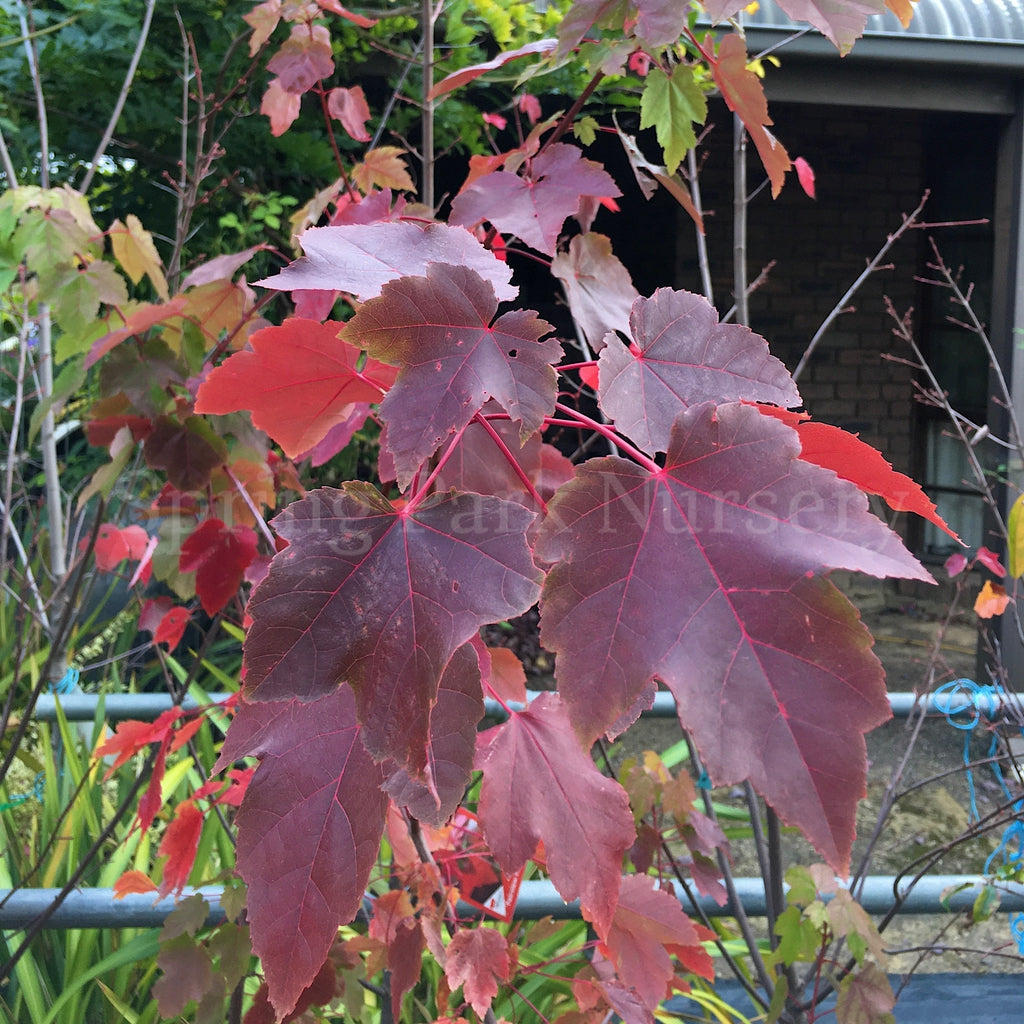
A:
84 297 189 368
450 143 621 256
158 799 204 896
343 264 560 487
597 288 800 453
753 404 959 541
261 80 301 136
93 523 149 571
475 692 635 933
535 402 931 873
195 319 397 458
382 643 483 827
599 875 704 1010
179 518 258 616
557 0 692 52
479 642 527 705
215 689 388 1020
444 928 511 1018
245 959 338 1024
243 484 541 772
140 597 191 649
369 891 426 1020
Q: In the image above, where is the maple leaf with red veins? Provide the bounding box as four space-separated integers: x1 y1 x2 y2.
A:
195 319 397 458
597 287 800 454
430 412 574 511
258 221 517 303
382 643 483 827
179 518 258 616
343 264 561 488
445 928 511 1018
214 689 388 1021
475 693 635 933
267 24 334 93
599 875 702 1011
709 35 791 197
243 484 541 772
535 403 932 873
451 143 621 256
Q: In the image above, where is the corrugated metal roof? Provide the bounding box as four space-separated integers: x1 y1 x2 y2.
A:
744 0 1024 45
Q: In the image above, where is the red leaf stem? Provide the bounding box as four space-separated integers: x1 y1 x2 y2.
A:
405 420 474 509
472 411 547 514
553 401 660 473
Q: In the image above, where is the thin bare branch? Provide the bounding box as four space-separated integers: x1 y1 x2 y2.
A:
792 192 930 383
77 0 156 193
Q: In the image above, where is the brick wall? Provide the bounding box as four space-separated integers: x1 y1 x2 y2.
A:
673 100 929 477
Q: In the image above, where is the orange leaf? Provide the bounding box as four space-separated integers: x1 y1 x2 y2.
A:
885 0 918 28
352 147 415 193
96 710 182 774
709 35 791 197
975 580 1010 619
483 646 527 704
113 870 158 898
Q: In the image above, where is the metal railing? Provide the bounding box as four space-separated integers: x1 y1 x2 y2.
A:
5 687 1022 930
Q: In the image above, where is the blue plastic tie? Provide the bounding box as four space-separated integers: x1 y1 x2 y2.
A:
696 769 711 790
933 679 1010 822
52 666 80 695
1010 913 1024 955
935 679 1024 952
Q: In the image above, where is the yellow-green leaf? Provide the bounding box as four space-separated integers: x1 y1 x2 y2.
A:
639 64 707 174
1007 492 1024 577
110 214 170 300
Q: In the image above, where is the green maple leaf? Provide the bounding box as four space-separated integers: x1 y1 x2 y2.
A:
639 64 707 173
